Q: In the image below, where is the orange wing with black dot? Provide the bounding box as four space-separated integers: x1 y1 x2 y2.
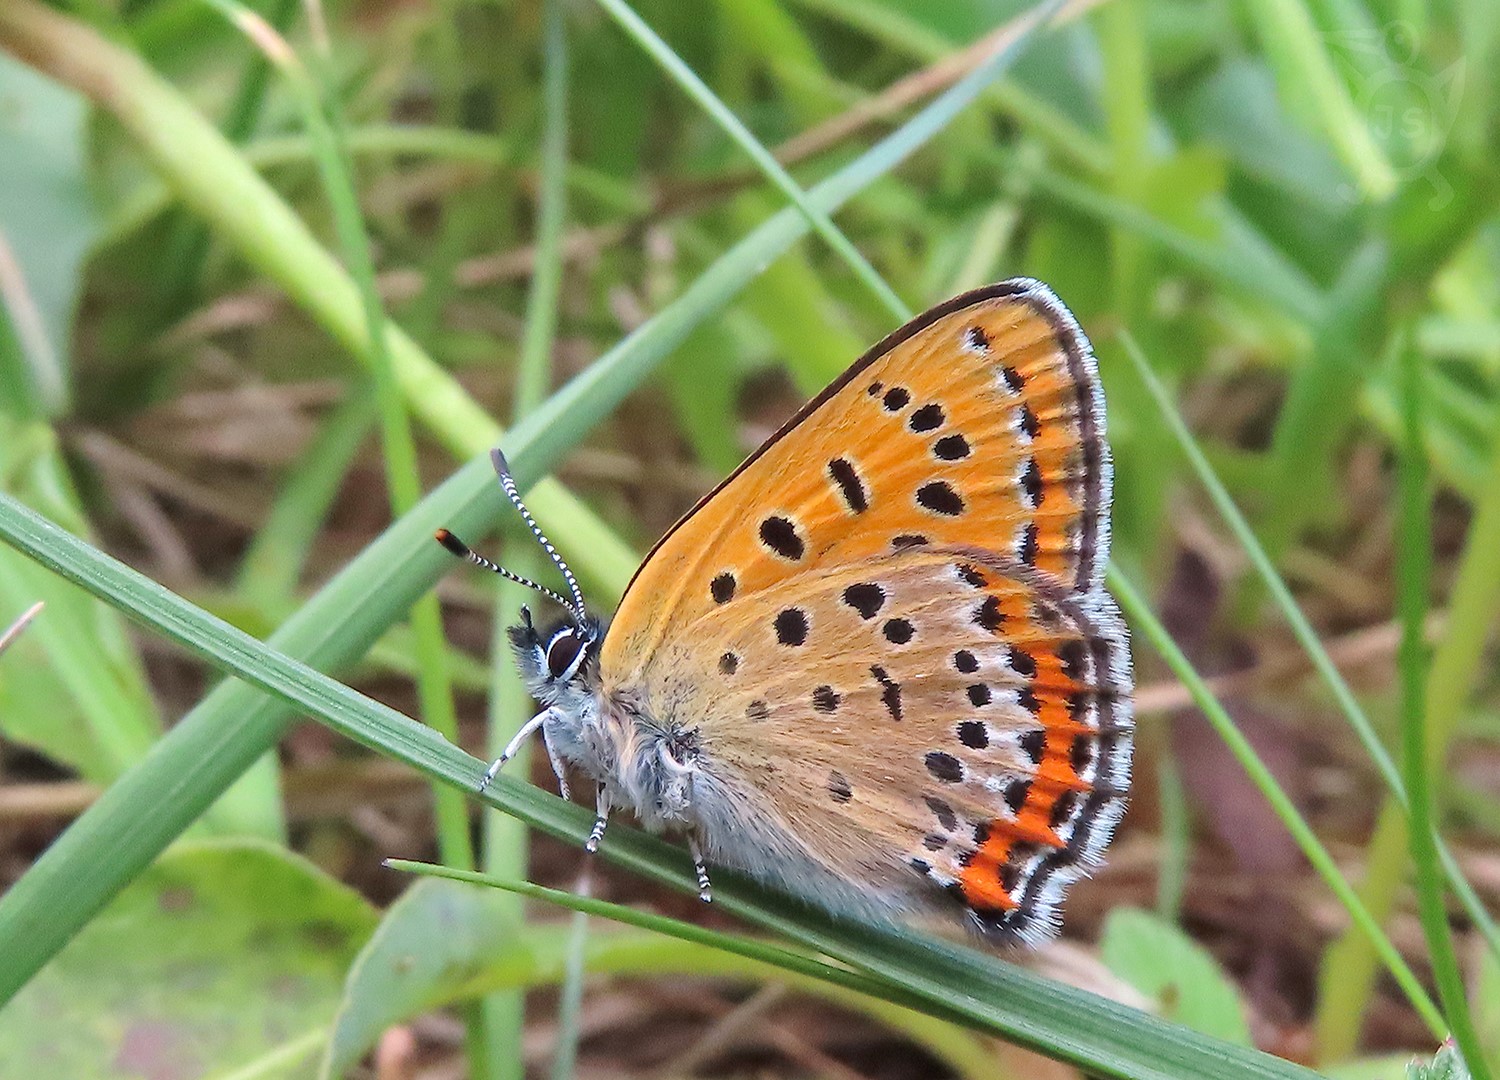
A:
604 280 1111 682
597 279 1132 942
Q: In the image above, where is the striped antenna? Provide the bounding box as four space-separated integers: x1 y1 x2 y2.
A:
434 528 582 622
489 449 589 622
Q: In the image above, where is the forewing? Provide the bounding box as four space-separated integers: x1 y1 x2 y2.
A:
601 279 1111 685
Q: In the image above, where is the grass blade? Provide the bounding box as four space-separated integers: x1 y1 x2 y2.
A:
1397 342 1490 1077
1108 565 1444 1037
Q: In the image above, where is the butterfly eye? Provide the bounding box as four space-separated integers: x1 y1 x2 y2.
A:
545 628 586 681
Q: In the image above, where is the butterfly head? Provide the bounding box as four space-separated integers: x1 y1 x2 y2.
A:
507 603 603 706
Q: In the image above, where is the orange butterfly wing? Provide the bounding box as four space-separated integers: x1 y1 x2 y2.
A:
607 279 1109 671
598 279 1132 941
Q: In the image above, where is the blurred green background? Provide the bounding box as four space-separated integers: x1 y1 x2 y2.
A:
1 0 1499 1077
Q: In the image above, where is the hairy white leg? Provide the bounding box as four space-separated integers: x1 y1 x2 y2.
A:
584 783 611 853
689 836 713 903
477 708 552 793
541 725 572 802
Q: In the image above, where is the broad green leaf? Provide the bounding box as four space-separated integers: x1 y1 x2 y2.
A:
321 876 523 1078
0 418 161 782
1100 908 1252 1046
0 54 97 417
0 840 376 1079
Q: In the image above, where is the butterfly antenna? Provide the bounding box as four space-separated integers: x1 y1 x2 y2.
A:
434 528 579 617
489 449 590 624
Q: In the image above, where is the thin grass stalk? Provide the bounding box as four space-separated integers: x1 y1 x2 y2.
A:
550 892 591 1080
1107 567 1445 1037
103 124 648 246
1397 342 1491 1077
479 2 574 1076
362 887 1000 1080
1242 0 1396 199
590 0 938 323
153 0 297 311
242 3 492 1066
1326 348 1500 1056
783 0 1112 176
1096 0 1149 317
0 600 42 656
1117 329 1500 961
0 0 640 593
204 0 474 873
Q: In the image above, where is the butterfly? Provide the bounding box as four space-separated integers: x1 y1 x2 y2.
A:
437 278 1133 944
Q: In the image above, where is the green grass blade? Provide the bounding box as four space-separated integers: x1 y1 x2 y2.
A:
1242 0 1396 199
479 2 574 1076
0 0 638 594
328 884 998 1080
1397 342 1490 1078
592 0 925 321
205 0 474 874
0 494 1323 1078
1117 329 1500 962
1108 566 1445 1038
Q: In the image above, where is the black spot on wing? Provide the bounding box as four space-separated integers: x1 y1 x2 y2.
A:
933 434 970 461
958 720 989 749
1018 401 1040 439
916 480 965 516
774 608 809 646
1019 522 1039 565
1020 458 1043 507
828 771 852 802
1005 779 1031 814
759 516 805 561
974 596 1004 633
827 457 869 514
871 665 902 721
842 583 885 619
1019 729 1045 765
882 618 914 645
908 403 944 432
925 752 964 783
925 796 957 831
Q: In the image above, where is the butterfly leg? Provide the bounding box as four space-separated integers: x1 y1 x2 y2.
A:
542 727 572 802
584 782 611 854
478 707 553 793
689 836 713 903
